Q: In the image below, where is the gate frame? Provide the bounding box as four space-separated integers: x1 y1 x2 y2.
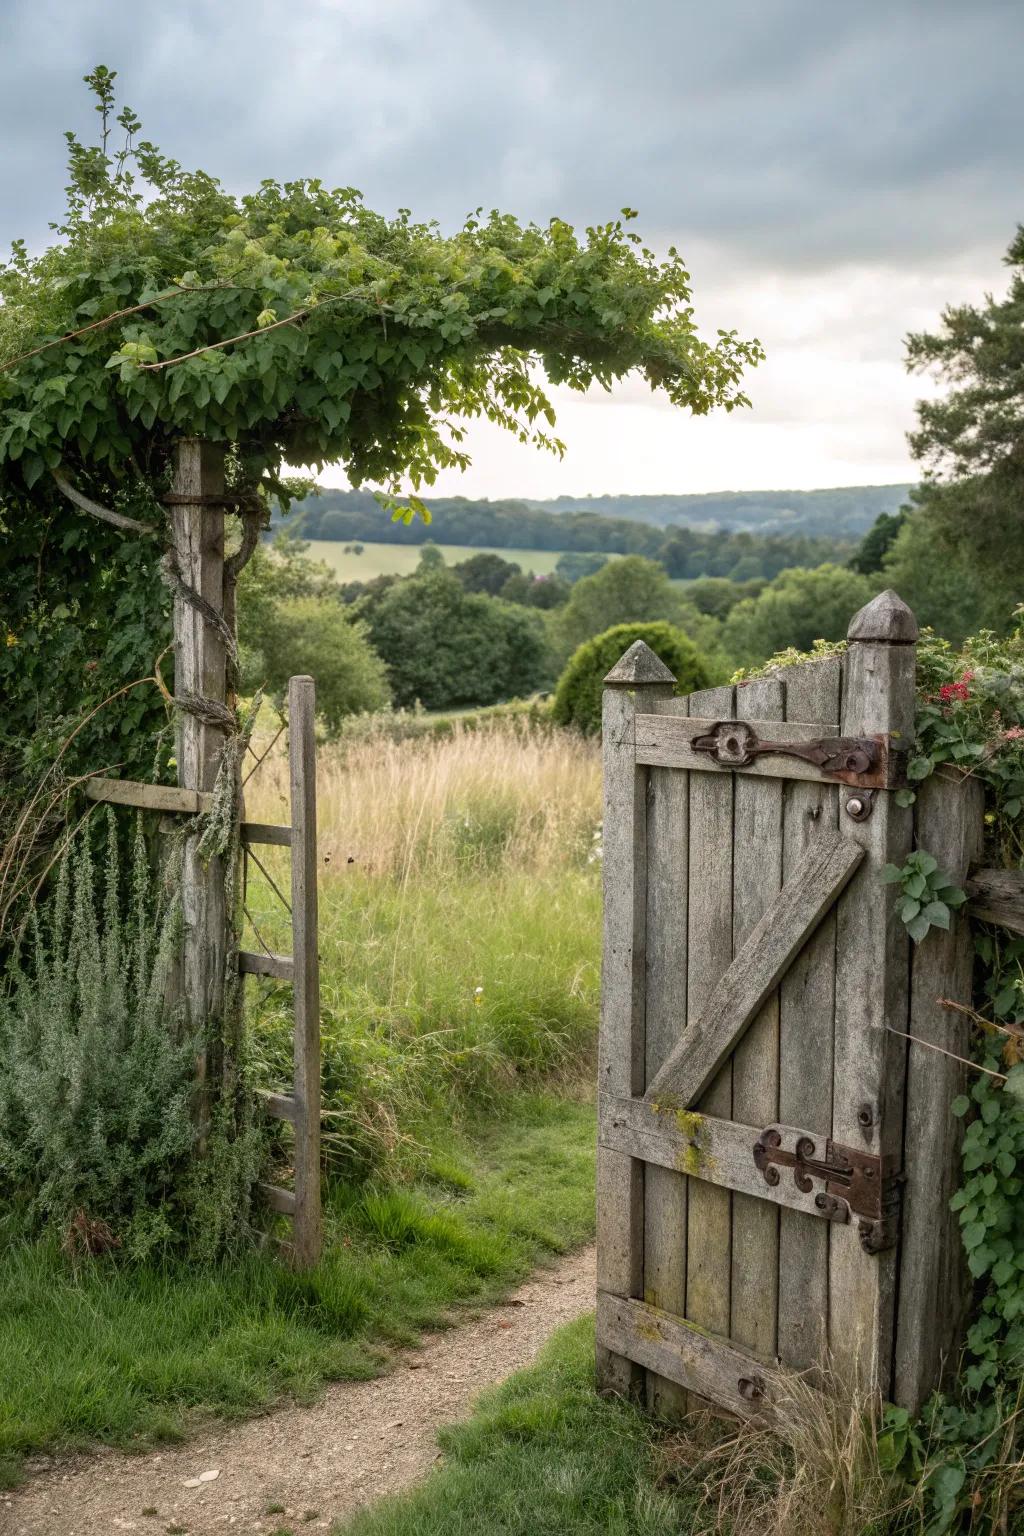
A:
595 591 983 1415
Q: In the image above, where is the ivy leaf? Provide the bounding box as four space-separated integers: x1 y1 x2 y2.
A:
908 755 934 781
951 1095 971 1117
894 787 916 808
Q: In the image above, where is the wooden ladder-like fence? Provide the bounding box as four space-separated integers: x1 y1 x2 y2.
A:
86 673 322 1267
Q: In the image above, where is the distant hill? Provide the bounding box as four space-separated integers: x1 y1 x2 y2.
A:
519 486 912 538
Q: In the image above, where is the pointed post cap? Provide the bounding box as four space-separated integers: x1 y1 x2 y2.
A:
847 589 918 644
604 639 677 687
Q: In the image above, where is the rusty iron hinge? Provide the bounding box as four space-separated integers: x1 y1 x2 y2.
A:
753 1127 901 1253
692 720 900 788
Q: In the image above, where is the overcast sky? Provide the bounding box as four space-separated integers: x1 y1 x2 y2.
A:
2 0 1021 498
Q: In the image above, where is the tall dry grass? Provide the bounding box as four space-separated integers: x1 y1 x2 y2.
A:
243 718 603 1179
246 716 602 882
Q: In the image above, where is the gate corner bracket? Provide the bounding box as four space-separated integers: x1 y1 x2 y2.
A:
857 1173 903 1255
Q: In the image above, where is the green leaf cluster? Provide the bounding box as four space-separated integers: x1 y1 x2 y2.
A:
881 850 967 944
551 621 713 736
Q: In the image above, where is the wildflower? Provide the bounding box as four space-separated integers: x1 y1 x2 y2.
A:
1003 726 1024 741
938 679 971 704
474 986 484 1007
4 631 16 646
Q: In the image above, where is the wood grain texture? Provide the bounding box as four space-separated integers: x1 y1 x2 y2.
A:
645 832 863 1108
238 950 294 981
965 868 1024 937
597 1291 785 1426
259 1090 298 1123
730 678 784 1360
595 665 674 1396
642 703 691 1415
600 1095 850 1225
259 1182 297 1216
85 777 213 815
777 657 842 1374
289 676 322 1269
684 684 735 1362
896 771 984 1410
635 712 848 785
170 439 228 1107
241 822 293 847
830 595 917 1398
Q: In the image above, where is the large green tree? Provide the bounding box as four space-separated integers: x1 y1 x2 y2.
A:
896 223 1024 633
721 564 873 669
0 65 761 790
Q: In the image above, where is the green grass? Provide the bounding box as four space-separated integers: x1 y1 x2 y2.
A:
305 540 615 583
0 1093 596 1486
336 1316 702 1536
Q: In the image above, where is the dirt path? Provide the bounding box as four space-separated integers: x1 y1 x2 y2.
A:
3 1245 595 1536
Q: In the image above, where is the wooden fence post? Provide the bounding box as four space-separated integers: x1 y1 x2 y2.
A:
596 641 676 1397
831 590 917 1396
896 770 984 1407
170 439 229 1084
289 676 322 1268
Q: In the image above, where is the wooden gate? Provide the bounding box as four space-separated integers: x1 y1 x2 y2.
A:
595 591 983 1418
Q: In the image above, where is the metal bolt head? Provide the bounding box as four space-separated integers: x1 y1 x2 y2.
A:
846 796 864 818
857 1103 874 1128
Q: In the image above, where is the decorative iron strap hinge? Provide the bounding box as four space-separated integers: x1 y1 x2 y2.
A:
753 1127 902 1253
692 720 900 788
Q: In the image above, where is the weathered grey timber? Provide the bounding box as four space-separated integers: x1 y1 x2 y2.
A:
85 776 213 815
596 591 980 1418
644 831 864 1107
730 677 784 1362
289 675 322 1269
965 867 1024 936
777 656 842 1372
683 683 735 1390
596 645 675 1398
896 771 984 1405
170 439 229 1095
642 692 691 1415
830 591 916 1397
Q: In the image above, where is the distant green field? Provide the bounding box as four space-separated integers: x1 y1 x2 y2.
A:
305 540 610 582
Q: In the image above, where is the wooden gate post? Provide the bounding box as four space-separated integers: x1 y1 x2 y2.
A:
596 641 676 1397
831 591 917 1396
289 675 322 1268
170 438 229 1075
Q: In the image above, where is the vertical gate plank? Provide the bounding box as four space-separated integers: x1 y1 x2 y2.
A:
777 656 842 1372
289 676 322 1269
685 683 735 1371
730 676 784 1360
831 592 917 1396
596 644 676 1396
643 699 690 1416
896 771 984 1408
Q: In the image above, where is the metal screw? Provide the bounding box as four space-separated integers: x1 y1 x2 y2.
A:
846 796 864 817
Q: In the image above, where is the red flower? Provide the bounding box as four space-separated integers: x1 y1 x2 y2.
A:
938 679 971 703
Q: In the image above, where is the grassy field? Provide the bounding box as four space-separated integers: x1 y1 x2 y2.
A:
0 719 603 1484
305 539 611 583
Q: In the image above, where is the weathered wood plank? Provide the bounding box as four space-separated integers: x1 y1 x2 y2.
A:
596 645 676 1398
896 771 984 1410
777 656 842 1374
645 832 864 1108
85 777 213 815
171 439 228 1089
642 701 690 1415
238 950 294 981
636 712 855 786
830 591 917 1399
965 867 1024 937
730 677 784 1361
684 684 735 1371
259 1182 297 1216
241 822 293 847
289 676 322 1269
597 1291 784 1425
600 1095 849 1224
259 1090 298 1123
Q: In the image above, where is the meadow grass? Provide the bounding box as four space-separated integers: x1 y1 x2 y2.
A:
0 719 604 1483
0 1094 596 1486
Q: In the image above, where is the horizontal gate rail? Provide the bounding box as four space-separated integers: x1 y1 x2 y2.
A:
600 1096 849 1224
634 713 901 788
597 1292 788 1423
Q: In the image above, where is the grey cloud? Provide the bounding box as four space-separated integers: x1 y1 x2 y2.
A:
1 0 1021 272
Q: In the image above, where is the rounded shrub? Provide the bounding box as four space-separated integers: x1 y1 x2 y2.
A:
552 621 713 735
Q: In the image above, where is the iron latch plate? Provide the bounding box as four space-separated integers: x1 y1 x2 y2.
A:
753 1126 901 1252
692 721 901 788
